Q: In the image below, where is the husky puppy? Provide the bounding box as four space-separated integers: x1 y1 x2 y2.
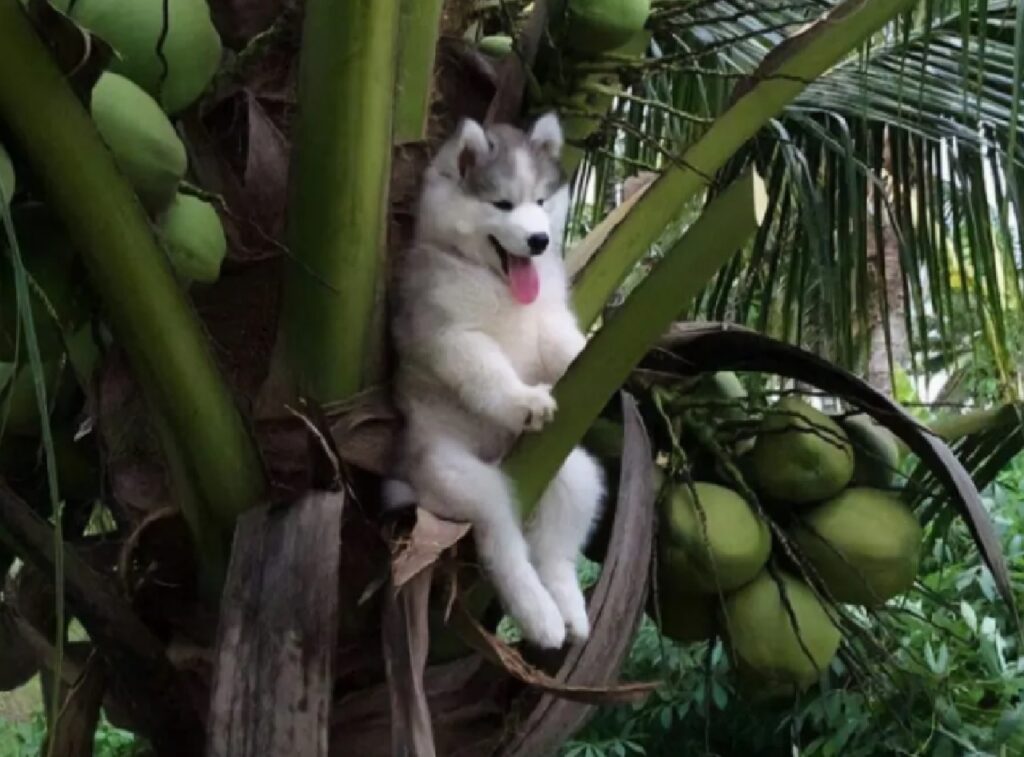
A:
386 114 604 648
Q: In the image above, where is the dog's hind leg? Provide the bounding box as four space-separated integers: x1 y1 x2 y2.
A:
413 441 567 649
525 447 604 643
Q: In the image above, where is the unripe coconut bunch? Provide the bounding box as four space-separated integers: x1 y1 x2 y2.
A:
549 0 652 56
650 379 922 697
89 72 188 212
85 70 226 281
478 0 653 171
54 0 222 114
156 192 228 284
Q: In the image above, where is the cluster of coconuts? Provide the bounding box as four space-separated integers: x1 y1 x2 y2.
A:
654 377 922 696
475 1 652 169
72 0 228 284
7 0 227 287
1 0 225 460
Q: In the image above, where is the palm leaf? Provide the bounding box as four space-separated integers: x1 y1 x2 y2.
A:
572 0 1022 398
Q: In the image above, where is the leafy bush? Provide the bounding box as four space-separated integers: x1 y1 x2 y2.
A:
0 713 148 757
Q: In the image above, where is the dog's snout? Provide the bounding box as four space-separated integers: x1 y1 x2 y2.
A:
527 233 549 255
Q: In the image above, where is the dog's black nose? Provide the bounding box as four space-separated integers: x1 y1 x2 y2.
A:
527 233 549 254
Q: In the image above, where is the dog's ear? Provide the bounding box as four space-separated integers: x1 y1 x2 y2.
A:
436 118 491 180
528 112 563 160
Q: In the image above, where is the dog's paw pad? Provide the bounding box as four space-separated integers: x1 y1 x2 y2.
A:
516 592 567 649
538 567 590 644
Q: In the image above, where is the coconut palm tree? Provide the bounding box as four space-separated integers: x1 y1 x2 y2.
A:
0 0 1019 754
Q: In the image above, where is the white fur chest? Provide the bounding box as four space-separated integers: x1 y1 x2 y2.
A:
487 298 549 385
430 254 563 386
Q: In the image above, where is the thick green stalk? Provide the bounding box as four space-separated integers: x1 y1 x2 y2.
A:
505 171 765 513
928 403 1024 443
393 0 445 145
0 1 265 545
280 0 400 402
571 0 918 328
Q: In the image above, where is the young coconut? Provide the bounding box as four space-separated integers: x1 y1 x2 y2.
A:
90 73 187 212
722 570 840 694
552 0 652 56
749 397 854 503
790 487 922 606
478 35 513 58
157 193 227 283
841 413 902 489
658 482 771 594
58 0 222 114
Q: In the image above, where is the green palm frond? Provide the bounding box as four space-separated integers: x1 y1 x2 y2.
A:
566 0 1022 400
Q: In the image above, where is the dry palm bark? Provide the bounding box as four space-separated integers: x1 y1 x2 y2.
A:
207 491 345 757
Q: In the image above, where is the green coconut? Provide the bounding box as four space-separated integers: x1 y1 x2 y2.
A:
842 414 901 489
659 482 771 594
554 28 649 171
60 0 222 114
722 570 840 693
558 72 617 145
90 73 187 212
749 398 854 503
555 0 652 56
656 589 717 644
790 487 922 606
478 35 513 57
677 371 748 414
0 205 94 362
706 371 746 401
157 193 227 283
0 141 14 205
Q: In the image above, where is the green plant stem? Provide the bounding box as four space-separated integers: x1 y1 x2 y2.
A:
928 403 1024 443
394 0 445 145
570 0 918 328
279 0 400 402
505 171 764 514
0 0 265 555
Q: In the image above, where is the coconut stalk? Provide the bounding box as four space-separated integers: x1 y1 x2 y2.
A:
0 0 265 557
875 404 1024 463
928 403 1024 442
277 0 400 402
570 0 918 329
393 0 445 145
505 170 767 513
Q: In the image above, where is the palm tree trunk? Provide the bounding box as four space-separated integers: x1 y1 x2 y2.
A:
866 136 909 396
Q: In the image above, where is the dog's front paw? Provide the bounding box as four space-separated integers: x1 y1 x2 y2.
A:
564 600 590 644
517 384 557 431
515 589 567 649
539 565 590 644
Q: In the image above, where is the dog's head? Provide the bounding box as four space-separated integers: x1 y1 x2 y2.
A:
417 114 568 304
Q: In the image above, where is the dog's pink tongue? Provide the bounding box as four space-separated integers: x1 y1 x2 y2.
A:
507 256 539 304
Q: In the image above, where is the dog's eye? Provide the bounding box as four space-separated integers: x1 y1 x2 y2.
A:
492 200 514 211
537 198 545 207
